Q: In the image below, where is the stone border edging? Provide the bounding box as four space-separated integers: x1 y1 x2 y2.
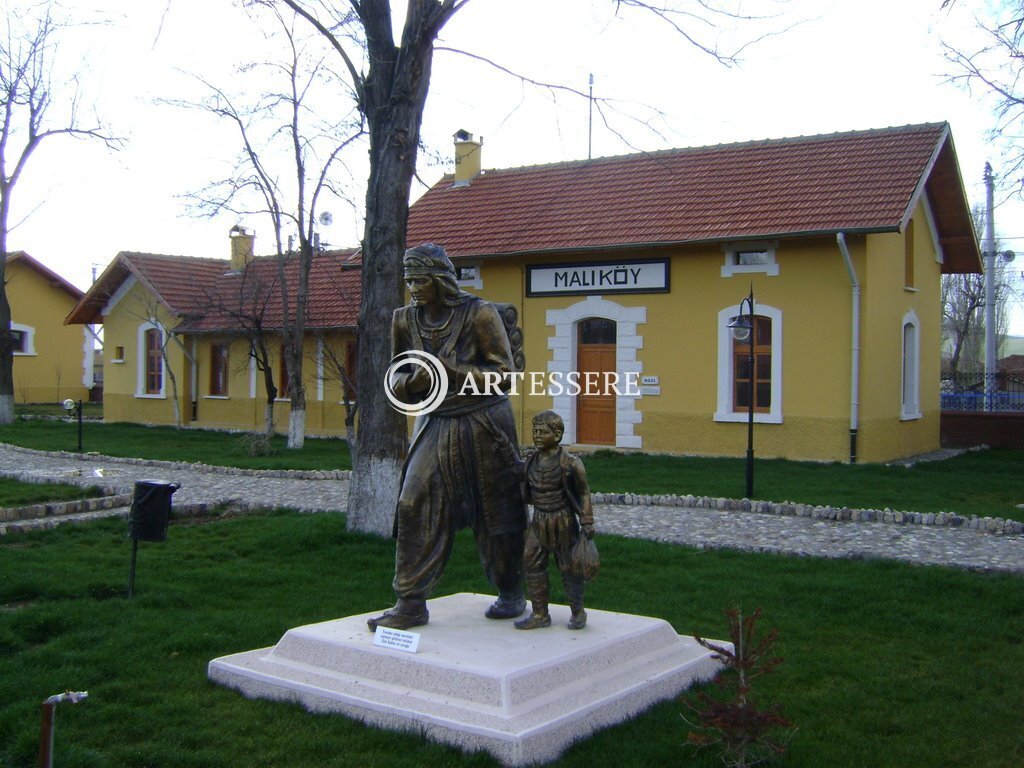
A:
0 493 134 523
2 443 1018 536
591 492 1024 536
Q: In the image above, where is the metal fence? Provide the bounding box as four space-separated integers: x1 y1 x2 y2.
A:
940 371 1024 412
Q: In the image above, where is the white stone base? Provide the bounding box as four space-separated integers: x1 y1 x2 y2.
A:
208 593 725 766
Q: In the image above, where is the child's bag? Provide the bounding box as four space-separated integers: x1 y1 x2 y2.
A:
570 535 600 582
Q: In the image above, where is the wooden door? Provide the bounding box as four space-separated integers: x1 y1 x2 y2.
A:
576 318 616 445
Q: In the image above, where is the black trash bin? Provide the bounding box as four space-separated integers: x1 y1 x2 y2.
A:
128 480 180 542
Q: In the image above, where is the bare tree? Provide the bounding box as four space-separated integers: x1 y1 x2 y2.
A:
316 332 358 451
197 259 283 435
942 1 1024 190
0 3 119 423
942 204 1016 372
272 0 792 536
182 4 363 448
119 290 187 427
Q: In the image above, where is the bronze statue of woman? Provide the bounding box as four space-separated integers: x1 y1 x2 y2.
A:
368 244 527 631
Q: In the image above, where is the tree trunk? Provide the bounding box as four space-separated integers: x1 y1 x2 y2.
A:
0 196 14 424
264 402 276 436
165 360 182 427
347 9 440 536
288 407 306 449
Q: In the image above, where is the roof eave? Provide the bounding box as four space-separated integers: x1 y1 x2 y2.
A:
450 226 902 261
175 324 358 335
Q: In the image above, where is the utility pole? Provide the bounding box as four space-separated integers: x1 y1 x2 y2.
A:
984 162 996 410
588 74 594 160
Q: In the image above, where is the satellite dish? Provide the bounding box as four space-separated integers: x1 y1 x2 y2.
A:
318 211 333 226
1003 250 1015 263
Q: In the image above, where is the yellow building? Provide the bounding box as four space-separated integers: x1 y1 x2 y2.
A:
66 232 360 436
6 252 93 403
406 123 982 463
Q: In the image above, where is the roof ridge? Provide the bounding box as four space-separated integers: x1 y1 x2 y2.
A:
456 121 949 179
118 251 229 265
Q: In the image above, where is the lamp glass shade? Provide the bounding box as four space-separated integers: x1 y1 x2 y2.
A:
728 315 751 342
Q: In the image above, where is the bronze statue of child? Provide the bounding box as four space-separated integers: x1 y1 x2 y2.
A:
515 410 596 631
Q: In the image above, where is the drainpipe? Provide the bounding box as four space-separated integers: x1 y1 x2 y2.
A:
836 233 860 463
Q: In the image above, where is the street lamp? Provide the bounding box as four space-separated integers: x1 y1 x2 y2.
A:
727 287 755 498
62 398 83 452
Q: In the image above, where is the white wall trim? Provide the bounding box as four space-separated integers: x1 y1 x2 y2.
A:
103 274 137 316
191 337 199 403
135 321 166 398
249 353 257 399
721 241 780 278
901 309 922 420
81 327 95 387
11 322 35 356
545 295 646 449
715 303 783 424
456 261 483 290
921 191 944 265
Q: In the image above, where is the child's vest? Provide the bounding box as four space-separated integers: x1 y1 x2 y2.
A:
525 447 584 517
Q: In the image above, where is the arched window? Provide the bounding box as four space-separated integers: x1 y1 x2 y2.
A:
209 343 229 396
716 303 783 423
136 322 165 397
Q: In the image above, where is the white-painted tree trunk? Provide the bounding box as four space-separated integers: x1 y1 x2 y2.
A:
264 402 275 436
0 394 13 424
287 408 306 449
347 454 402 537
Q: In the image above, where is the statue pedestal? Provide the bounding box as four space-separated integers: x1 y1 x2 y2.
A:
208 593 725 766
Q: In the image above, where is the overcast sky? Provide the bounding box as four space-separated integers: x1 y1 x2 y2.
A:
7 0 1024 332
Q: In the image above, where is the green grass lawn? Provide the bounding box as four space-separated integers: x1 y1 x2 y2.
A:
583 448 1024 521
0 512 1020 767
0 419 1020 519
0 478 103 508
0 419 352 472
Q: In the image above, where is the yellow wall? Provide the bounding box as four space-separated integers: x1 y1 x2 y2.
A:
462 211 944 464
8 260 91 403
96 209 946 464
101 280 188 426
99 275 357 436
856 202 943 461
187 331 356 436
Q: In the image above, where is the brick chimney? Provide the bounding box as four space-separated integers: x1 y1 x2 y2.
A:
229 225 255 270
453 129 482 188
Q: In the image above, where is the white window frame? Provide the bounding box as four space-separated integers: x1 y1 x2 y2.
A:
455 261 483 290
901 310 921 420
721 241 780 278
11 322 35 356
715 303 783 424
136 321 166 399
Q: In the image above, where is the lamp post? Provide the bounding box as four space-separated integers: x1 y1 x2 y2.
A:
62 399 82 452
727 287 756 498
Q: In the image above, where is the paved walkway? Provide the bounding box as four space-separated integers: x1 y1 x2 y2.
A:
1 444 1021 574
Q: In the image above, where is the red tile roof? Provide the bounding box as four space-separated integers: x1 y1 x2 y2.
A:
407 123 981 273
66 249 361 331
177 251 361 333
